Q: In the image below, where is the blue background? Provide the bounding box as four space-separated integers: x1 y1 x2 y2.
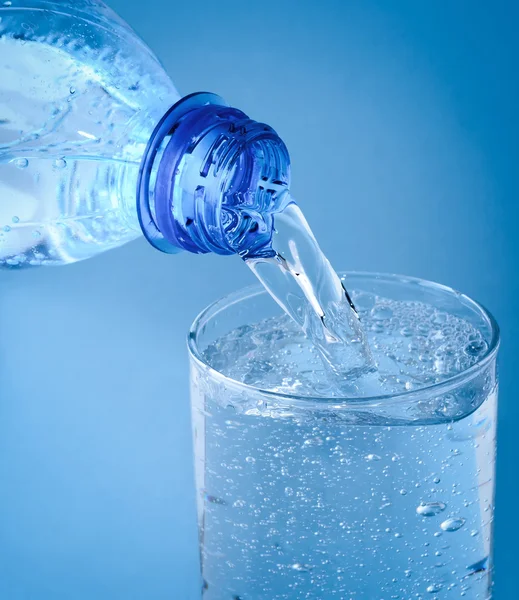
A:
1 0 517 598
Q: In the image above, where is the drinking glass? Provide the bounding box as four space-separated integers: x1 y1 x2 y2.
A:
189 272 499 599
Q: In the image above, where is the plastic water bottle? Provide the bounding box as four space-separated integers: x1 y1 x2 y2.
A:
0 0 290 267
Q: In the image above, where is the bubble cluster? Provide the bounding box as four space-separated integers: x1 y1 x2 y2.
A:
197 291 495 598
203 294 490 400
195 382 495 598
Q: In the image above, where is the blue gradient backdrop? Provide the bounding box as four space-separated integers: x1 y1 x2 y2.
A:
0 1 517 598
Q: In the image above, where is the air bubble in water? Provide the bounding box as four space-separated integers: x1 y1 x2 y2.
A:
426 583 443 593
204 492 226 505
14 158 28 169
365 453 381 462
353 292 376 311
53 158 67 169
3 225 11 233
464 340 487 357
432 312 447 325
440 517 465 532
303 437 323 447
371 305 393 320
291 563 313 572
12 216 20 223
69 86 76 94
416 502 446 517
245 456 256 463
467 557 488 574
3 1 12 6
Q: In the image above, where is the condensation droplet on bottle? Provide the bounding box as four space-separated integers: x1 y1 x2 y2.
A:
3 225 11 233
427 583 443 593
3 1 12 7
69 86 76 95
12 216 20 223
440 517 465 532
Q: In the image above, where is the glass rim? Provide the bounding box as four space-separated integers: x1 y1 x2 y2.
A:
187 271 500 406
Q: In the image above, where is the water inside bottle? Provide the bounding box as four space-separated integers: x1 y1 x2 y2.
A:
0 35 175 266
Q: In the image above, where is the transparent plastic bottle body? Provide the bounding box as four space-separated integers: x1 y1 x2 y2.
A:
0 0 180 266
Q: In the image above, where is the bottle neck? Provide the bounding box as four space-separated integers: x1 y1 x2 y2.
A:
137 93 291 257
